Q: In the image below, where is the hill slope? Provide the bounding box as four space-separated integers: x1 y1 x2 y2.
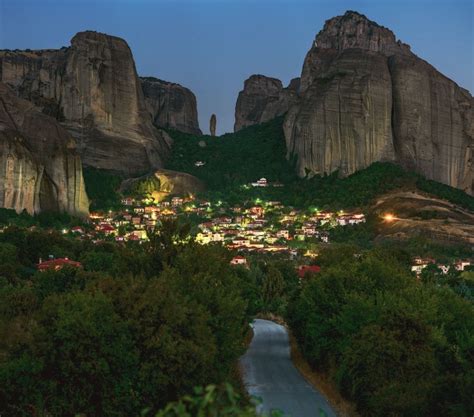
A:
165 117 474 212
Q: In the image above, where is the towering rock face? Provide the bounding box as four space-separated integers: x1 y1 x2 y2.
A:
0 83 89 216
0 31 171 175
389 54 473 193
140 77 201 135
234 75 300 132
284 11 473 194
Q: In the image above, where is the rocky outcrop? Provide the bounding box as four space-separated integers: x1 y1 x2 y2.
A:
284 11 473 194
120 169 205 202
0 82 89 216
140 77 201 135
210 114 217 136
234 75 299 132
372 190 474 244
389 54 473 193
0 31 171 175
284 48 395 177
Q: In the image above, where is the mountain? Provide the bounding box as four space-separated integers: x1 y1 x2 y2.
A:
234 75 299 132
141 77 201 135
284 11 473 194
234 11 473 195
0 82 89 216
0 31 171 175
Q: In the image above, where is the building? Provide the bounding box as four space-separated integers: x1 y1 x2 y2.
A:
297 265 321 278
121 197 135 206
230 256 248 266
411 257 435 275
251 178 268 187
455 260 471 271
249 206 264 218
171 197 184 207
132 217 141 225
71 226 85 234
99 224 116 235
37 257 82 272
276 230 290 240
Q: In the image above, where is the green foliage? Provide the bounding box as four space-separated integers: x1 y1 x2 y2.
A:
416 177 474 211
83 167 123 210
166 118 474 211
0 226 252 417
0 208 84 230
127 175 161 198
166 117 297 190
288 247 474 417
154 384 270 417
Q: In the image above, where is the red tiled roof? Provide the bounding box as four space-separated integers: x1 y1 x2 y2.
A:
297 265 321 278
37 258 82 271
100 224 116 231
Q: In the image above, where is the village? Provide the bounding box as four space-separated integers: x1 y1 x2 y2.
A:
37 178 472 276
68 191 366 259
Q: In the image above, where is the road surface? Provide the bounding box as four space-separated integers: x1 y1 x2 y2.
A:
240 319 337 417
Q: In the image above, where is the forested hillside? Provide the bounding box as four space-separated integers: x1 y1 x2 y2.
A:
166 118 474 211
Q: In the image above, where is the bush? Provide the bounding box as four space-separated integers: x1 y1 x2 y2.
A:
288 247 474 417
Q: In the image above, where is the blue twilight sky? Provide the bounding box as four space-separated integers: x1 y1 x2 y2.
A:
0 0 473 134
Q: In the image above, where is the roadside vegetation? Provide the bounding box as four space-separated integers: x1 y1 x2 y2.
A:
288 246 474 417
0 221 472 416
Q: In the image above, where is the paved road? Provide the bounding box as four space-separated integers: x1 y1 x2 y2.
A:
240 319 337 417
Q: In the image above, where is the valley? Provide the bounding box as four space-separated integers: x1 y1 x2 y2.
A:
0 6 473 417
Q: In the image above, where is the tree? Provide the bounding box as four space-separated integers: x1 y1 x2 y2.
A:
261 265 285 312
0 291 139 417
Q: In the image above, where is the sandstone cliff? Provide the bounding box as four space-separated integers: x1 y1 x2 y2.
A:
0 31 171 175
140 77 201 135
0 82 89 216
234 75 299 132
283 11 473 195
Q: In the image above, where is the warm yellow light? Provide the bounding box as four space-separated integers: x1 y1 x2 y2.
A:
383 213 395 222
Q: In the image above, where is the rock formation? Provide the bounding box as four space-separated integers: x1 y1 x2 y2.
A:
0 82 89 216
234 75 299 132
120 169 205 202
210 114 217 136
140 77 201 135
283 11 473 194
0 31 171 175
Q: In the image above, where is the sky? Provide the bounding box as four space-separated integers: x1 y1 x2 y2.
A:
0 0 472 134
